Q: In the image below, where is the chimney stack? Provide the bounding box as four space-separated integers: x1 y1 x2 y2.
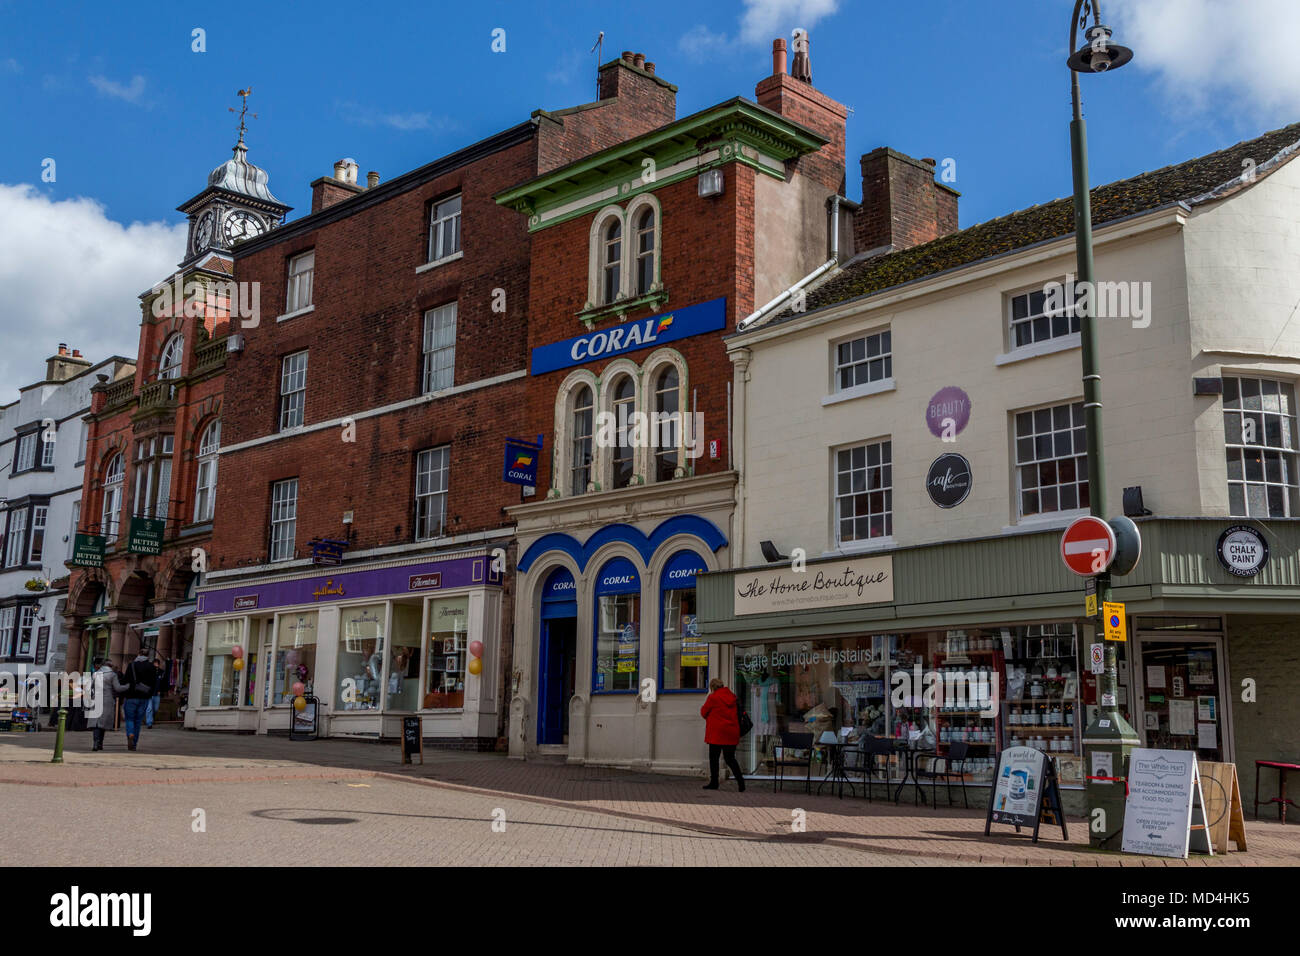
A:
771 38 788 76
46 344 92 382
853 147 959 256
312 157 365 213
595 48 676 124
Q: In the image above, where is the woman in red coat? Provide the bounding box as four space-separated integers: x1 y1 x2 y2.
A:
700 678 746 791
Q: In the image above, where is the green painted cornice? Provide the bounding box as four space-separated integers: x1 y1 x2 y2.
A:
495 97 828 229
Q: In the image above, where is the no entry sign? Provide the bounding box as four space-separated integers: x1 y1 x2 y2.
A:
1060 516 1116 576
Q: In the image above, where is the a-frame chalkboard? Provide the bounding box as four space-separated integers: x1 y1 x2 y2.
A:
985 746 1069 844
401 715 423 764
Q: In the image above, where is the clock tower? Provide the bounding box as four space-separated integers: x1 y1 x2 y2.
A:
177 91 291 270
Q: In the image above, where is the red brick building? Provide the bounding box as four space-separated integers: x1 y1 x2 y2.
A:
495 39 863 769
64 131 291 721
191 57 687 745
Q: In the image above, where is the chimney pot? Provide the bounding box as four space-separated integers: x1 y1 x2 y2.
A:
367 170 380 188
73 349 83 358
58 343 68 355
633 53 645 69
790 29 811 82
334 160 347 181
772 38 788 76
644 61 655 75
923 157 937 166
621 50 634 63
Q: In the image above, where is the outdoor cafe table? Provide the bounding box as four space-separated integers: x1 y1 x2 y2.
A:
815 739 856 799
891 739 934 806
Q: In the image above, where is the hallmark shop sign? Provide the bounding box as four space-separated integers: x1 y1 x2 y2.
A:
733 556 893 616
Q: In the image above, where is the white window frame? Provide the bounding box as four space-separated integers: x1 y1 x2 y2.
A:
279 351 308 431
28 505 47 565
4 509 27 567
1008 283 1080 351
194 421 221 522
1223 374 1299 518
285 250 315 314
40 430 56 467
421 303 457 394
14 432 36 472
159 332 185 380
834 328 893 392
269 478 298 562
833 439 893 547
0 607 14 657
609 372 637 490
414 446 450 541
16 605 36 656
1014 400 1088 522
585 196 664 310
427 194 462 264
102 452 124 542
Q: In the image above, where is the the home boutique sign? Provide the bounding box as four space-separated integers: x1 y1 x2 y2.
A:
733 555 893 616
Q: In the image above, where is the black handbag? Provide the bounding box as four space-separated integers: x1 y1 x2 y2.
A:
737 700 754 737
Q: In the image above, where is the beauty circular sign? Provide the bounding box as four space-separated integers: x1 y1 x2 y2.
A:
927 386 972 439
926 453 973 508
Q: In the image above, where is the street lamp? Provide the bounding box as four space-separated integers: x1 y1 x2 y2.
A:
1067 0 1140 851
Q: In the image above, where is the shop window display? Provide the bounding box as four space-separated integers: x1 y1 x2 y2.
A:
202 619 243 707
241 620 262 707
337 604 386 710
424 596 468 709
593 558 641 693
387 604 422 711
733 623 1087 787
662 588 706 690
273 612 318 705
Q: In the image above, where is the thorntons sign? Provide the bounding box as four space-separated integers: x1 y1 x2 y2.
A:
733 556 893 616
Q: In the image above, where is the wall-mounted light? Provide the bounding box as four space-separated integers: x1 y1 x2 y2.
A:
759 540 788 563
698 168 724 197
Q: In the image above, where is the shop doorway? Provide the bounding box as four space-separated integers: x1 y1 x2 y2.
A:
1134 631 1229 763
538 617 576 745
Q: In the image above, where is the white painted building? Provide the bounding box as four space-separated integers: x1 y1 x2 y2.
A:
0 347 134 691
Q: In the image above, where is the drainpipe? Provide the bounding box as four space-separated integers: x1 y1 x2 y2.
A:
736 194 843 333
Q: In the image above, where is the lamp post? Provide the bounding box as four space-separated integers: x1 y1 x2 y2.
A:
1066 0 1140 850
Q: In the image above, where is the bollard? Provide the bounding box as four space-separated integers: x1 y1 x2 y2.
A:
51 708 66 764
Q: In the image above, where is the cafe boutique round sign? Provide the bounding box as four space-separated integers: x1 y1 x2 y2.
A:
926 453 972 508
1216 525 1268 577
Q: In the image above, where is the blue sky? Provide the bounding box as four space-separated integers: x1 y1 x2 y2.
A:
0 0 1296 401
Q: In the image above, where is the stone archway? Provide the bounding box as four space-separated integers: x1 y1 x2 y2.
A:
63 569 109 673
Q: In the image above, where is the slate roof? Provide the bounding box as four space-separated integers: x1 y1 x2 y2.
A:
779 122 1300 322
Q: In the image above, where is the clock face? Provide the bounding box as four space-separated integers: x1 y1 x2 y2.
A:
222 210 266 244
191 210 215 253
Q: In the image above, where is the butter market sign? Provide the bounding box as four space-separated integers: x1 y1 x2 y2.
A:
733 556 893 616
126 517 165 555
70 533 105 568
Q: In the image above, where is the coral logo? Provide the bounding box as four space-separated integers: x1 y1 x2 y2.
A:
513 454 533 469
655 315 674 335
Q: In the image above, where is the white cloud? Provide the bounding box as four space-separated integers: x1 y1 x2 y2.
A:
2 58 20 74
88 74 147 104
681 0 839 62
0 184 185 403
738 0 840 45
338 101 454 132
1108 0 1300 120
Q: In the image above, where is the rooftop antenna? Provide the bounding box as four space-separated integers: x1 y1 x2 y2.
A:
590 31 604 100
228 87 257 148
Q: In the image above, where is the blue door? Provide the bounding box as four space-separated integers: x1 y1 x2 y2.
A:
538 568 578 745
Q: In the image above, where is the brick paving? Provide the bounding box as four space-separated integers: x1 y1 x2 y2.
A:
3 726 1297 866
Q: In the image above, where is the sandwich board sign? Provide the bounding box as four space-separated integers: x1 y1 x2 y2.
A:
985 746 1068 843
1121 748 1213 858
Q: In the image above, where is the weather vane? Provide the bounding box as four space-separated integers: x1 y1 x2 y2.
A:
228 87 257 144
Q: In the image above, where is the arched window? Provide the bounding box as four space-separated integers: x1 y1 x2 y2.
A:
570 385 594 496
194 420 221 522
159 333 184 380
611 375 636 488
602 219 622 305
653 365 679 482
635 207 656 295
101 452 124 542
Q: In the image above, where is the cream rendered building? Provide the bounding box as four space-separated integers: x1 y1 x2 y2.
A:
699 123 1300 810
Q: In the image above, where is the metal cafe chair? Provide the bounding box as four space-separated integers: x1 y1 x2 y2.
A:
916 741 971 808
848 735 896 803
773 732 814 794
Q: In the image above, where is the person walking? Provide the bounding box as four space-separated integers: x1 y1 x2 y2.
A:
121 650 158 751
700 678 745 791
145 656 166 728
89 658 126 752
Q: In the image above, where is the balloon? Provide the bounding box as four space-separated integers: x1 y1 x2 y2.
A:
292 681 306 696
293 695 307 711
468 640 484 659
467 657 483 676
232 646 244 659
233 658 245 671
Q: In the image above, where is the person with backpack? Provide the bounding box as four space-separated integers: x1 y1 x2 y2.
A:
700 678 747 792
121 650 159 751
